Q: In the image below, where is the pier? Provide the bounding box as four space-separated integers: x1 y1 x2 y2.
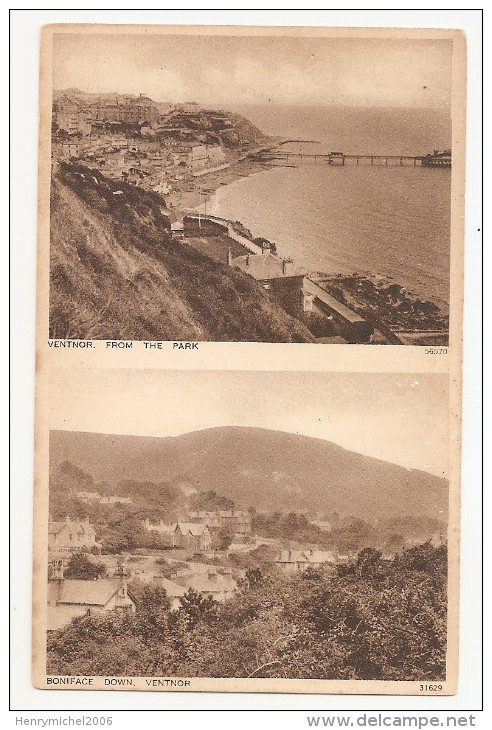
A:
251 149 451 168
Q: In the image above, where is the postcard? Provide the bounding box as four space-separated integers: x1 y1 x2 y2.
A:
33 23 466 695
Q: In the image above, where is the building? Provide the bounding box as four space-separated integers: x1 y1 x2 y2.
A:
303 279 374 343
173 523 212 552
187 511 221 529
187 510 252 535
48 517 101 556
57 141 81 162
47 561 136 631
151 577 187 610
230 248 309 317
422 150 452 168
188 144 208 172
142 519 176 547
77 491 102 503
206 145 226 166
217 510 252 535
99 495 133 505
187 510 247 534
275 549 337 574
177 568 236 603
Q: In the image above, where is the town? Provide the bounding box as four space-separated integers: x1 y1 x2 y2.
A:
46 494 447 681
51 90 265 194
45 416 448 681
47 508 349 632
50 89 449 345
47 486 445 635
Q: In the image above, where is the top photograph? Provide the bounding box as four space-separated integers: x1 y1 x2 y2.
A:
44 26 463 345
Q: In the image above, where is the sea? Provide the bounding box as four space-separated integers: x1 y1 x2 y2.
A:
208 106 452 311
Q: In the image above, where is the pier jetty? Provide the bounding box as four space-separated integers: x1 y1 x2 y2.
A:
251 148 451 168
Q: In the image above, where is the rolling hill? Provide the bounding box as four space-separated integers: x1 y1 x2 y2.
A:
50 427 448 522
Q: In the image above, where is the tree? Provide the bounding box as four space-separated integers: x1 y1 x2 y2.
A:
215 526 234 551
355 547 384 578
176 588 217 630
240 568 263 589
46 542 447 681
64 553 106 580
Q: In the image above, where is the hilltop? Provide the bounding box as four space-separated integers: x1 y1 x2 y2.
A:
49 164 313 342
53 89 267 149
50 427 447 523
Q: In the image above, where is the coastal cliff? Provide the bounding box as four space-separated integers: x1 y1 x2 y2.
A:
49 164 314 342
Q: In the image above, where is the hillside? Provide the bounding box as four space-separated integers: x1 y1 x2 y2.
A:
50 427 448 522
49 164 313 342
53 90 267 148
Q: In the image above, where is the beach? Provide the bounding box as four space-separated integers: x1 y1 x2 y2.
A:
165 153 272 215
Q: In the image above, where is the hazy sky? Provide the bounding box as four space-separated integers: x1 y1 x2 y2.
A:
50 369 448 478
53 33 452 108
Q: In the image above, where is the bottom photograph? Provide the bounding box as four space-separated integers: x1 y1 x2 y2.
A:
36 369 454 693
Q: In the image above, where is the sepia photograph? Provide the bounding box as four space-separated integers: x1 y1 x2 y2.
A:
42 26 465 345
33 369 456 692
7 6 483 717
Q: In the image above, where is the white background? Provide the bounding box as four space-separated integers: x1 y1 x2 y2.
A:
8 5 485 724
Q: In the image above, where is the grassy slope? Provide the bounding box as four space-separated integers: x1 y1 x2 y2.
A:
50 427 448 522
50 165 314 342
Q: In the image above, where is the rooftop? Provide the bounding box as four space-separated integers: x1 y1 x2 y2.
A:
51 578 128 606
231 252 306 281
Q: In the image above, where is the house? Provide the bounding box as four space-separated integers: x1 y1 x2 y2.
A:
311 520 332 533
217 510 252 535
173 523 212 552
275 549 337 574
152 577 187 610
230 249 309 317
48 517 101 556
77 491 102 503
188 510 221 528
60 141 81 161
177 569 236 603
170 219 184 236
47 561 136 631
187 509 252 535
206 145 226 166
99 495 133 505
142 519 176 547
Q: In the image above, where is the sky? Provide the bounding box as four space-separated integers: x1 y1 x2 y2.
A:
50 369 449 478
53 33 452 109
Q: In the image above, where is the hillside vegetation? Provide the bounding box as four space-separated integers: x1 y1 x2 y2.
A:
50 427 448 523
49 164 313 342
47 543 447 680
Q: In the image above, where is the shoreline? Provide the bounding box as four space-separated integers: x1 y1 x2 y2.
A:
165 155 272 216
163 150 449 334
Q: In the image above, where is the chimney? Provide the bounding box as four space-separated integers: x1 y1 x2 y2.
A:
114 562 129 595
246 254 250 267
261 241 270 255
114 562 128 578
227 249 233 266
282 258 294 275
208 569 218 583
48 559 65 605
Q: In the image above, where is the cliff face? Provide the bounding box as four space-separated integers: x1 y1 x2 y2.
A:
49 165 313 342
